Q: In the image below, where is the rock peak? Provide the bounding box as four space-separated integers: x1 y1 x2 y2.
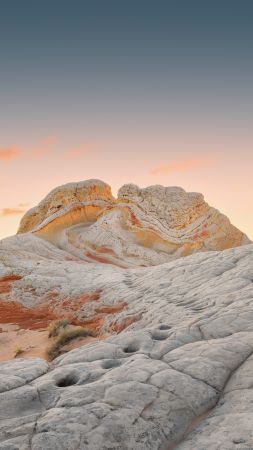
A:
17 179 250 267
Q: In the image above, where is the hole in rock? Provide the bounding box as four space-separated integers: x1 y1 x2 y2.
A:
158 324 171 330
232 439 246 445
56 373 79 387
123 343 140 353
101 359 122 369
152 331 169 341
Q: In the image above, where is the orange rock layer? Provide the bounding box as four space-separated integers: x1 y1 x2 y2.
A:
0 273 130 335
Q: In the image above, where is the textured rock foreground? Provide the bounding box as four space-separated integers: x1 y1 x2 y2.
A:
1 241 253 449
0 180 253 449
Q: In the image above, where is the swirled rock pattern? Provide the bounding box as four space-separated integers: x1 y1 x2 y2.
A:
0 180 253 449
17 180 250 267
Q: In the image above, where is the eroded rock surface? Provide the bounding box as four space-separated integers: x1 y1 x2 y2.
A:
0 180 253 449
1 235 253 448
17 180 250 267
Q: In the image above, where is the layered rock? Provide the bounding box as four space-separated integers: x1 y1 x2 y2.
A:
18 179 250 267
1 179 253 449
0 179 250 334
1 242 253 449
18 180 114 234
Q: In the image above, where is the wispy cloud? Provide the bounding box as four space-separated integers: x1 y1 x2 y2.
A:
0 147 23 161
0 207 27 217
0 135 58 162
150 157 211 175
1 136 108 162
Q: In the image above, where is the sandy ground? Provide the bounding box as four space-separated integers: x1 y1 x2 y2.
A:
0 323 49 362
0 323 99 363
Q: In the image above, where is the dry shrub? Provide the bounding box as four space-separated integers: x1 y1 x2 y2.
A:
48 319 70 338
14 346 24 357
47 326 94 360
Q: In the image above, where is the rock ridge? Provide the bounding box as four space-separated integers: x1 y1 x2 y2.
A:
17 179 250 267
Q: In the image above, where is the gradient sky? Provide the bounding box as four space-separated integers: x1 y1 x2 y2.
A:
0 0 252 239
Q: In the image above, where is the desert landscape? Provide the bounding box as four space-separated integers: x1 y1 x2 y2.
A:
1 179 253 449
1 1 252 449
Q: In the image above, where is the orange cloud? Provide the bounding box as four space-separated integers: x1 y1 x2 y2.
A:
0 207 26 217
0 147 23 161
0 136 58 161
150 157 211 175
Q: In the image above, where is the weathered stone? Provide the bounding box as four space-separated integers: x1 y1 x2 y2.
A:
17 180 250 267
0 180 253 449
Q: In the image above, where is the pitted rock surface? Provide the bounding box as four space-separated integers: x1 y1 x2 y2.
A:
1 237 253 448
0 180 252 449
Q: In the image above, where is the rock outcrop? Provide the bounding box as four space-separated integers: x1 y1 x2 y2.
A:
0 179 253 449
17 179 250 267
1 242 253 449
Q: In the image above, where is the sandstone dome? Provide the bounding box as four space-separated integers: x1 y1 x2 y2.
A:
1 180 253 450
17 179 250 268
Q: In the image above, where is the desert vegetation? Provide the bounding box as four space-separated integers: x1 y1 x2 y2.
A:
14 346 24 358
46 322 94 360
48 319 70 338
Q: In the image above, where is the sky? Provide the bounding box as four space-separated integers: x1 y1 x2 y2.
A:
0 0 252 240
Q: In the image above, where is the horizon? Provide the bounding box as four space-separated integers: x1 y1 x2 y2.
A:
1 177 252 241
0 0 252 240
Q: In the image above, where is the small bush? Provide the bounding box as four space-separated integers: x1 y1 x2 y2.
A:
14 346 24 357
46 326 94 360
48 319 70 338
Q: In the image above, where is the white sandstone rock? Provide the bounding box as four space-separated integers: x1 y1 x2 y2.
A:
0 180 253 449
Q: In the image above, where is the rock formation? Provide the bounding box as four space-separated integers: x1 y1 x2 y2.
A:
0 179 252 449
18 179 250 267
1 243 253 449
